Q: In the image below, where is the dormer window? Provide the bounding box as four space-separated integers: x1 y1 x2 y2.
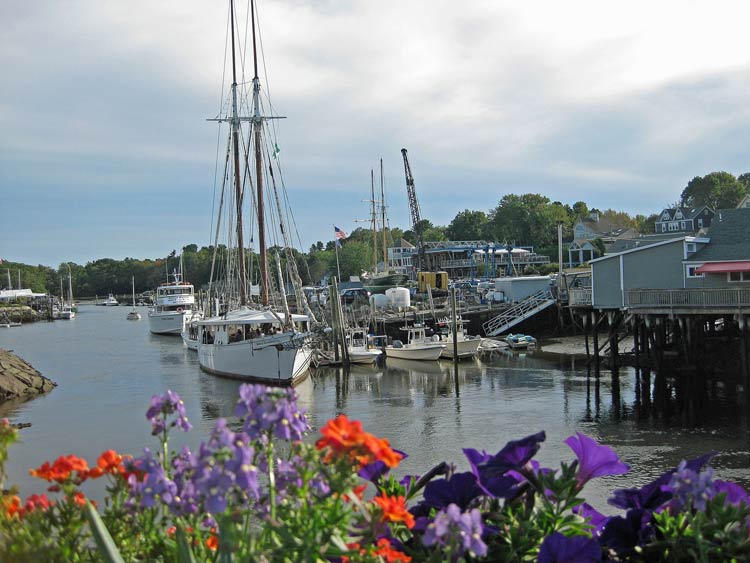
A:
686 242 696 253
674 210 684 220
661 211 671 220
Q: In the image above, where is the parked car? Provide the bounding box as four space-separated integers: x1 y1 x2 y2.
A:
339 288 370 304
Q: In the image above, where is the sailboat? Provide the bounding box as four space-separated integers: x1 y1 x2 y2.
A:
53 269 76 320
195 0 313 386
360 159 408 293
127 277 141 321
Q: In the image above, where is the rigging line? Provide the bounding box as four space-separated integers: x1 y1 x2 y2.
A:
209 137 233 298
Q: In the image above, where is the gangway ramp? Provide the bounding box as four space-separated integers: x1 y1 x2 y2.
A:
482 290 556 336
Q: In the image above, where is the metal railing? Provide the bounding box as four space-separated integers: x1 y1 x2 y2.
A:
627 288 750 308
568 288 592 306
482 290 556 336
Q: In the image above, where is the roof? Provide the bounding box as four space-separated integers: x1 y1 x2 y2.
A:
690 208 750 262
589 237 688 263
198 307 308 326
695 261 750 274
657 206 712 222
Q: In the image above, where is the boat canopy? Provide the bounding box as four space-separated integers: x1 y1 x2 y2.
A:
197 307 308 326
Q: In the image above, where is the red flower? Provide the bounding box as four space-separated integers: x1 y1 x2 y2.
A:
98 450 124 474
3 495 22 519
205 528 218 551
73 491 87 507
373 494 415 529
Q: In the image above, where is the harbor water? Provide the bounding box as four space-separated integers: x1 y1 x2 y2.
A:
2 305 749 511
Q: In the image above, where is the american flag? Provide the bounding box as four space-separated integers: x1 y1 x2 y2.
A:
334 226 347 240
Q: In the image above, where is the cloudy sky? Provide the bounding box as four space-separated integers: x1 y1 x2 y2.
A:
2 0 749 267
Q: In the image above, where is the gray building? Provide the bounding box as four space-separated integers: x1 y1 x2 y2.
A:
685 208 750 287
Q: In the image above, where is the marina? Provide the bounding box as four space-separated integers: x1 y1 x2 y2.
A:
2 304 749 509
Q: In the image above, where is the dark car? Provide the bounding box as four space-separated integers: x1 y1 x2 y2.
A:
339 288 370 304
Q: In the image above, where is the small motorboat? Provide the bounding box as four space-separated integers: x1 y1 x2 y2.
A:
504 333 537 350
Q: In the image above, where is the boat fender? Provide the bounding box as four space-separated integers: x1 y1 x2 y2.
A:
176 307 183 312
392 340 403 349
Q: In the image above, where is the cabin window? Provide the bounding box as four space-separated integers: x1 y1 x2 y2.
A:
728 272 750 283
685 265 703 278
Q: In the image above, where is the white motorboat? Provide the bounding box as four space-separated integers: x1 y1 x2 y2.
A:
438 317 481 359
104 294 119 306
346 329 382 364
148 263 200 335
505 333 537 350
126 276 141 321
197 309 312 385
385 324 445 361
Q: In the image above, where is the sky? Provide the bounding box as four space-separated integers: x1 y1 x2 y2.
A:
2 0 749 267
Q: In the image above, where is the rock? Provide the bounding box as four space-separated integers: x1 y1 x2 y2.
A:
0 349 56 402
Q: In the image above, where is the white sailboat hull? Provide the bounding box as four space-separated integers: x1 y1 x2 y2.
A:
198 335 312 385
385 343 445 361
440 337 481 359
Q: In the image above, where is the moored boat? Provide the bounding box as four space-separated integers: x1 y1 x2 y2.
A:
505 333 537 350
148 263 200 334
346 328 382 364
385 324 445 361
438 317 481 359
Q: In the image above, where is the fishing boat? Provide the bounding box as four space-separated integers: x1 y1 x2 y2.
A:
126 277 141 321
148 261 199 334
385 324 445 361
438 317 481 359
505 333 537 350
195 0 314 386
346 328 382 364
103 294 119 306
360 160 409 293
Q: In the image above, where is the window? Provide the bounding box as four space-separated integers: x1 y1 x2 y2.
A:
685 242 696 253
697 218 703 228
668 222 679 231
680 221 686 230
686 265 703 278
728 272 750 282
661 224 667 233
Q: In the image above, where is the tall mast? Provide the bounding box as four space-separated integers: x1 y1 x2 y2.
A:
230 0 248 306
67 265 74 305
251 0 268 306
380 158 387 269
371 169 377 272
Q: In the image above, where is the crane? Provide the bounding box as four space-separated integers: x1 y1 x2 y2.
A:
401 148 429 271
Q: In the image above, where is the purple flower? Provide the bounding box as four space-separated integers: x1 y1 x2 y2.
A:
538 532 602 563
573 503 609 535
421 472 484 511
564 432 629 488
463 431 546 497
128 448 177 509
422 503 487 558
609 453 715 511
146 390 192 435
235 384 310 441
715 480 750 506
598 508 653 557
664 460 715 512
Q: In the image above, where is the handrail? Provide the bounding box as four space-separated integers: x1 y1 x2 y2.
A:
626 288 750 308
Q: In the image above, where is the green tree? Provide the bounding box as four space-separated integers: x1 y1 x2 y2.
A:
680 172 745 209
446 210 489 241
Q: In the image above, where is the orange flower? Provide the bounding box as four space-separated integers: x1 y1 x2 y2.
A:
73 491 87 507
316 415 403 469
342 484 368 503
23 494 53 516
373 494 415 529
30 454 90 484
3 495 22 519
98 450 124 474
205 528 218 551
374 538 411 562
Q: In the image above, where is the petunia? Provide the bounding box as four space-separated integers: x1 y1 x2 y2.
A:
538 532 602 563
714 479 750 506
421 471 483 511
564 432 629 488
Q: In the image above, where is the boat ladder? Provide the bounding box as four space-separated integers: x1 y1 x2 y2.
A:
482 290 556 337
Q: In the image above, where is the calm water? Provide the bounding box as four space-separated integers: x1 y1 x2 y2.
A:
2 305 749 511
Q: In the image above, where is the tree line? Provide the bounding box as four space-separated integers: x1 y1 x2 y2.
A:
6 171 748 296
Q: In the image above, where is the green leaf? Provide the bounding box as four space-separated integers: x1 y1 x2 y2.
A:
84 500 126 563
176 526 198 563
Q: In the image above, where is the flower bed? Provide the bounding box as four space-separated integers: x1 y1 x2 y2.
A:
1 384 749 562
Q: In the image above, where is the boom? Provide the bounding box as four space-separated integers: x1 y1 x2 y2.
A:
401 148 428 271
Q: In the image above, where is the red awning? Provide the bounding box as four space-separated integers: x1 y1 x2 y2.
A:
695 261 750 274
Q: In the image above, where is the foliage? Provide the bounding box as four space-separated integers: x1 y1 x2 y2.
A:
2 389 750 563
680 172 747 210
445 210 489 241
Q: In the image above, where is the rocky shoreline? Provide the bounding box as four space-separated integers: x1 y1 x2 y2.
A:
0 348 56 402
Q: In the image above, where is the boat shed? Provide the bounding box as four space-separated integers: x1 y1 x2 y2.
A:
493 276 552 303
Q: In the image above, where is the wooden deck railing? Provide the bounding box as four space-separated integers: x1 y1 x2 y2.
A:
627 288 750 308
568 288 592 306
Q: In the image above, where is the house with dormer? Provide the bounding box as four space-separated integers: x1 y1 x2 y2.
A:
568 211 638 266
654 206 714 234
737 194 750 209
